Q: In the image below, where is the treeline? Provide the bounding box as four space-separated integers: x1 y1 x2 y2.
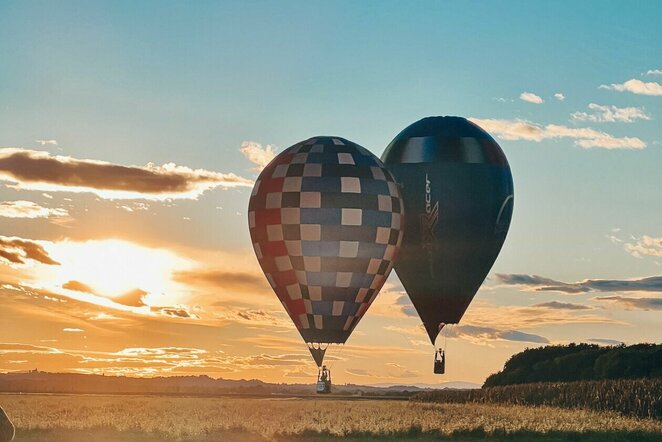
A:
484 343 662 387
412 379 662 420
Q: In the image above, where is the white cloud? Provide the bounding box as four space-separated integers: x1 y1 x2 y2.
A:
624 236 662 258
63 328 84 332
35 140 58 146
554 93 565 101
520 92 544 104
571 103 650 123
600 79 662 96
240 141 276 172
469 118 646 149
0 200 69 219
645 70 662 76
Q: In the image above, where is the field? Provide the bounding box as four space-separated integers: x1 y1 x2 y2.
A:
3 394 662 441
413 379 662 420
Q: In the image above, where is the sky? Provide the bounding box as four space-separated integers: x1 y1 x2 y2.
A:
0 1 661 385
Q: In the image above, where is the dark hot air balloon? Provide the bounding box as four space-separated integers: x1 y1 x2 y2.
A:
381 117 513 373
248 136 404 388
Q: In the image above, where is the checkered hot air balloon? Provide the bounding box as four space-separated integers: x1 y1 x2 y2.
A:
248 136 404 367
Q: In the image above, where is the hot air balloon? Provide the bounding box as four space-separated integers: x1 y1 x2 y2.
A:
248 136 404 390
381 117 513 374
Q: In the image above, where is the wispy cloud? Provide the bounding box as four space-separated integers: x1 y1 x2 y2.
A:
115 288 148 307
35 140 58 146
151 305 199 319
442 325 549 345
646 69 662 76
600 79 662 96
462 300 620 330
495 273 662 294
624 236 662 258
173 268 269 293
63 328 84 333
520 92 544 104
385 362 419 378
554 93 565 101
0 235 59 266
469 118 646 149
0 148 252 200
62 280 96 293
0 200 69 219
240 141 276 172
594 295 662 311
571 103 650 123
532 301 591 310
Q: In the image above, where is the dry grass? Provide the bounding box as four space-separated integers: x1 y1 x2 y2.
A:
2 394 662 440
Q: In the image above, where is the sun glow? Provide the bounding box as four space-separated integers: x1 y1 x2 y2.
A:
38 240 191 304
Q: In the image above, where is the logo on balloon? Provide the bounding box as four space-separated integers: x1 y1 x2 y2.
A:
420 173 439 249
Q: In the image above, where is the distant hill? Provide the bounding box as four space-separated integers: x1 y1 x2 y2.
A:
0 371 455 397
371 381 481 390
484 343 662 387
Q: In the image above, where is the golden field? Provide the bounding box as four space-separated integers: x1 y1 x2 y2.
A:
2 394 662 441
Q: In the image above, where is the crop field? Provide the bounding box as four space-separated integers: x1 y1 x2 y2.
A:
2 394 662 441
414 379 662 420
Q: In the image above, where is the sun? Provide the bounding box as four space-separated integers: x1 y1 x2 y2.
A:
37 240 190 304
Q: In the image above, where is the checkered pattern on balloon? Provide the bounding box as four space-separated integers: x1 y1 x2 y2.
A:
248 137 404 361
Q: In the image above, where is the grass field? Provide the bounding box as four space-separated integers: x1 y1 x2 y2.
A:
2 394 662 441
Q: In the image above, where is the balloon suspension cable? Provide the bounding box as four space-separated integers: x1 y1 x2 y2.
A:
307 342 329 368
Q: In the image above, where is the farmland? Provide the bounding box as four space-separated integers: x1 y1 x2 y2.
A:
3 394 662 441
413 378 662 420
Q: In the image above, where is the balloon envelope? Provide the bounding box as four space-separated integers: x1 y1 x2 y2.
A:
381 117 513 344
249 136 404 356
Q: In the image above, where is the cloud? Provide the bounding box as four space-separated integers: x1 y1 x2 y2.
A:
624 236 662 258
62 280 96 294
594 295 662 311
0 235 59 266
0 340 316 376
0 343 63 354
646 70 662 76
214 308 291 329
532 301 591 310
469 118 645 149
173 268 268 293
554 93 565 101
520 92 544 104
496 273 662 294
0 200 69 219
600 79 662 96
114 288 148 307
394 294 418 317
240 141 276 172
63 328 84 332
442 325 549 345
571 103 650 123
0 148 252 200
462 299 624 331
385 362 419 378
35 140 58 146
150 305 199 319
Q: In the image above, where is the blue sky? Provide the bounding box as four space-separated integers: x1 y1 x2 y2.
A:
0 1 660 384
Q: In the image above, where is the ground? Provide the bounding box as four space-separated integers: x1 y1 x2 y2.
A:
2 394 662 441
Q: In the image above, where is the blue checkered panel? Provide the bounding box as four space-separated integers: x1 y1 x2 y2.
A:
249 137 405 344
